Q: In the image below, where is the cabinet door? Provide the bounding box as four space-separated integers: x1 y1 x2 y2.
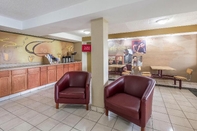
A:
75 63 80 71
79 62 82 71
11 69 27 94
40 67 48 86
63 64 69 74
69 63 75 71
27 67 40 89
48 66 57 83
56 65 63 80
0 71 11 97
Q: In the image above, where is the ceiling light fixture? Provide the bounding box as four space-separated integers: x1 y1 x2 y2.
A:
83 30 90 34
155 18 169 24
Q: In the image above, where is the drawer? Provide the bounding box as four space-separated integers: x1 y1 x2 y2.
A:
47 66 56 70
12 69 27 75
0 71 10 77
56 65 63 69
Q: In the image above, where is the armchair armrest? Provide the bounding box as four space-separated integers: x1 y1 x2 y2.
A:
104 76 124 99
140 80 156 127
85 73 91 103
55 73 70 102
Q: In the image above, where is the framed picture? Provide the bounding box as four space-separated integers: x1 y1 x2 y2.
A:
132 40 146 54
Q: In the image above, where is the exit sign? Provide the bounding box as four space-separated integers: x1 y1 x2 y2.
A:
82 45 91 52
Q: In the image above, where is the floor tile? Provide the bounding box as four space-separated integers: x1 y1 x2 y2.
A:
184 112 197 121
167 108 186 118
73 108 89 117
19 110 39 121
50 123 72 131
173 124 194 131
29 127 41 131
70 129 80 131
153 119 173 131
51 110 70 121
113 117 133 131
41 107 60 117
84 111 102 122
37 118 59 131
9 122 34 131
165 102 181 110
180 105 197 113
152 105 167 114
91 123 111 131
62 114 82 127
74 118 96 131
0 117 24 131
98 114 117 128
169 115 192 128
62 104 80 113
0 113 17 125
189 119 197 129
152 112 170 123
27 113 48 126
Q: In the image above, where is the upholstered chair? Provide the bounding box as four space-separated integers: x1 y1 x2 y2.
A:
55 71 91 110
104 75 156 131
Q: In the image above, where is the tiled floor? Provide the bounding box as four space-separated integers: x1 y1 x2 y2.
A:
0 83 197 131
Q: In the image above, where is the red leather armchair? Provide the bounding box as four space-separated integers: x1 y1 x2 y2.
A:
55 71 91 110
104 75 156 131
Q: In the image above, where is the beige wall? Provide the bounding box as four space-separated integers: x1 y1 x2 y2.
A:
87 34 197 82
73 42 82 61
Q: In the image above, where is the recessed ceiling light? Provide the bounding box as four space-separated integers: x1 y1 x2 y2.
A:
155 18 169 24
83 30 90 34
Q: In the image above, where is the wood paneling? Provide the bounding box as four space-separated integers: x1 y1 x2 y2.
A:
0 71 11 97
56 65 63 80
27 67 40 89
11 69 27 94
48 65 56 83
40 66 48 85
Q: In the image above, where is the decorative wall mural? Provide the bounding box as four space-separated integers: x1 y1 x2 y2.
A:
0 31 74 64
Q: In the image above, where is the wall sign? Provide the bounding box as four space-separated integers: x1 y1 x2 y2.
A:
82 45 91 52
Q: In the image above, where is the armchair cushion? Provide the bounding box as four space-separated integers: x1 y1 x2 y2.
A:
106 93 140 119
59 87 85 99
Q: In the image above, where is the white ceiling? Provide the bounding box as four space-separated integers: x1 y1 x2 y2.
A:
0 0 197 42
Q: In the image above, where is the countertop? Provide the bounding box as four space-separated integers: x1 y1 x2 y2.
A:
0 61 81 71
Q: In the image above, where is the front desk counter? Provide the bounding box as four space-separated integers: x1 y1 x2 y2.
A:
0 62 82 98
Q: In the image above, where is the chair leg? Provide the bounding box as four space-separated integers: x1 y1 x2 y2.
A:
86 104 89 110
141 127 145 131
174 78 176 85
56 103 59 109
105 109 108 116
179 80 182 89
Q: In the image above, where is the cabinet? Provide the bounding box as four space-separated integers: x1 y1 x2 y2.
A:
69 63 75 71
0 71 11 97
75 63 80 71
40 67 48 86
63 64 69 74
56 65 63 80
27 67 40 89
48 66 56 83
11 69 27 94
79 62 82 71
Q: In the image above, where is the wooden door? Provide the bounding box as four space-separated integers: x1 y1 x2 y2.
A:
11 69 27 94
27 67 40 89
0 71 11 97
40 66 48 85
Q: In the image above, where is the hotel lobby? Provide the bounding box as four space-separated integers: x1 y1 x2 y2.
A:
0 0 197 131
